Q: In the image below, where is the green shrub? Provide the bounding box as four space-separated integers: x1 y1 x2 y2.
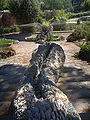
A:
86 28 90 42
1 25 20 34
8 0 40 24
69 11 90 19
78 43 90 62
67 27 86 42
10 25 20 32
0 38 14 46
42 22 49 28
49 33 59 41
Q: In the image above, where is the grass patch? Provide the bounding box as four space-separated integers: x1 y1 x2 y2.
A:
0 38 14 46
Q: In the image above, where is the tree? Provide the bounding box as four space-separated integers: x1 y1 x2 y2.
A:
84 0 90 11
8 0 40 24
0 0 7 11
41 0 71 10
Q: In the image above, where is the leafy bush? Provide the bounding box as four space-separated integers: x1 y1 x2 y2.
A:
42 22 49 28
1 25 20 34
84 0 90 11
8 0 40 24
86 28 90 42
49 33 59 41
0 0 7 11
1 13 16 27
0 38 14 46
78 43 90 62
10 25 20 32
67 27 86 42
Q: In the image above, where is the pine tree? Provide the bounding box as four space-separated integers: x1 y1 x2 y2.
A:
8 0 40 24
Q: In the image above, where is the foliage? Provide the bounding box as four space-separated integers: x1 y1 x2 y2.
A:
78 43 90 62
67 27 86 42
1 12 16 27
85 28 90 42
0 0 7 11
69 11 90 18
42 21 49 28
35 11 45 23
84 0 90 11
49 32 59 41
54 9 68 21
1 25 20 34
42 0 72 10
8 0 40 24
0 38 14 46
48 9 68 23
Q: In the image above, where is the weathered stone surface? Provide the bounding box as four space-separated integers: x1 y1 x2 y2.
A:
36 25 52 44
10 42 81 120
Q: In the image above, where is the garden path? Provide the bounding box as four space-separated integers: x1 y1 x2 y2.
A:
0 41 90 120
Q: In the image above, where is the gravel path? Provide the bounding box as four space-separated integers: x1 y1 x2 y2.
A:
0 41 90 120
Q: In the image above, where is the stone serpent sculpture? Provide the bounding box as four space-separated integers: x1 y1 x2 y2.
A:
10 42 81 120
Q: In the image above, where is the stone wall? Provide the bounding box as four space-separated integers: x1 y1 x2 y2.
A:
10 42 81 120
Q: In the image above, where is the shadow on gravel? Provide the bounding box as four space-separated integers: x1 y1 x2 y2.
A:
62 66 90 120
0 64 26 91
63 66 90 82
0 64 27 120
80 112 90 120
0 33 31 41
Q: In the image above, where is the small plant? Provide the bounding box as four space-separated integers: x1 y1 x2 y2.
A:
49 33 59 41
42 21 49 29
86 28 90 42
78 43 90 62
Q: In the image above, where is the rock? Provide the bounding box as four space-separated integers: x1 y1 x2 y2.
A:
36 25 52 44
10 42 81 120
0 47 16 59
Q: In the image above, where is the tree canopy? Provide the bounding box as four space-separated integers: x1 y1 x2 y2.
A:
8 0 40 24
0 0 7 11
84 0 90 11
40 0 71 10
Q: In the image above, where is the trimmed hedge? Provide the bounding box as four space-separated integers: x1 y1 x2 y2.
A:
69 11 90 18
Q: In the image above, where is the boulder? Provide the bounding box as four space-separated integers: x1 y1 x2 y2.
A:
0 46 16 59
10 42 81 120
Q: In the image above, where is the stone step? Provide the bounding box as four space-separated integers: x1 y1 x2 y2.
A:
0 92 15 102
